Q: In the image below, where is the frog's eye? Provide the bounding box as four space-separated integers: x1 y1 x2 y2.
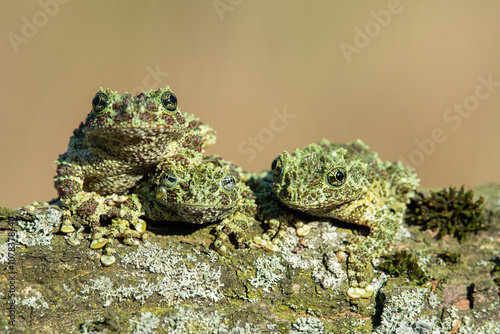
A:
271 157 283 179
160 91 178 113
161 172 178 189
220 175 236 192
325 167 347 187
92 92 109 116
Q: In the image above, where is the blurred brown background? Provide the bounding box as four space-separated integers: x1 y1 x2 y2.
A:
1 0 500 208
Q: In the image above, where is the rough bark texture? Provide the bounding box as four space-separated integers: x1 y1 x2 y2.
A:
0 184 499 333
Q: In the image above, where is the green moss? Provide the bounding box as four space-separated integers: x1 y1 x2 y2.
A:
407 186 487 243
0 206 36 223
380 251 428 285
439 251 461 264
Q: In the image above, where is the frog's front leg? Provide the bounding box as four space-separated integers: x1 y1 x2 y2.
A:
253 214 311 252
54 161 86 233
89 194 147 265
214 209 255 255
60 191 147 266
342 210 400 299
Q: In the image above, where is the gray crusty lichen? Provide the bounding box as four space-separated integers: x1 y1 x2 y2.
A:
1 184 500 333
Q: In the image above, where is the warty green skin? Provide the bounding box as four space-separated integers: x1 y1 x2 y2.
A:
254 139 419 298
83 156 258 264
54 87 216 264
136 156 258 254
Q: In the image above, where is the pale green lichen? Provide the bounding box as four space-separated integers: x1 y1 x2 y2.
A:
248 254 285 293
0 243 9 263
374 286 500 334
79 241 223 306
128 311 160 334
161 305 263 333
20 290 49 310
278 222 347 290
374 287 437 334
290 316 325 334
15 207 61 247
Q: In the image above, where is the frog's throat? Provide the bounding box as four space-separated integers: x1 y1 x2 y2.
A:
85 127 185 163
154 200 237 224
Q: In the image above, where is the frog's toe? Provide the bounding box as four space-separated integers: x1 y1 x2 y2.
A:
132 218 147 233
253 236 280 252
347 285 374 299
296 224 311 237
100 253 116 266
61 224 76 233
217 245 228 256
65 227 84 246
123 233 141 246
90 237 108 249
60 212 76 233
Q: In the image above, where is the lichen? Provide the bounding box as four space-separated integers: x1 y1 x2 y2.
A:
161 305 263 334
79 241 224 307
374 287 437 333
248 254 285 293
0 243 9 264
15 207 61 247
20 290 49 310
2 183 500 333
290 316 325 334
278 222 347 290
128 311 160 334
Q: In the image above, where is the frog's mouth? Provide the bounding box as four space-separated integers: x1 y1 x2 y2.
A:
283 200 348 214
154 200 237 224
85 127 184 163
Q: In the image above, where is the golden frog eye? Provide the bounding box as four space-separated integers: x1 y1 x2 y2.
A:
92 92 109 116
160 91 178 113
325 167 347 187
271 157 283 180
161 172 178 189
220 175 236 192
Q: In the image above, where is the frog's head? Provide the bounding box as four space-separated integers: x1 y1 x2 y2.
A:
82 87 200 163
151 158 240 223
271 141 369 215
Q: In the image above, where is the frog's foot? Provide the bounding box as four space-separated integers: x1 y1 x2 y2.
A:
90 232 117 267
345 264 375 300
58 191 111 235
214 214 255 256
90 218 147 266
347 285 375 299
254 218 287 252
253 236 280 252
294 220 311 237
65 226 85 246
254 217 311 252
341 245 377 299
60 209 77 233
